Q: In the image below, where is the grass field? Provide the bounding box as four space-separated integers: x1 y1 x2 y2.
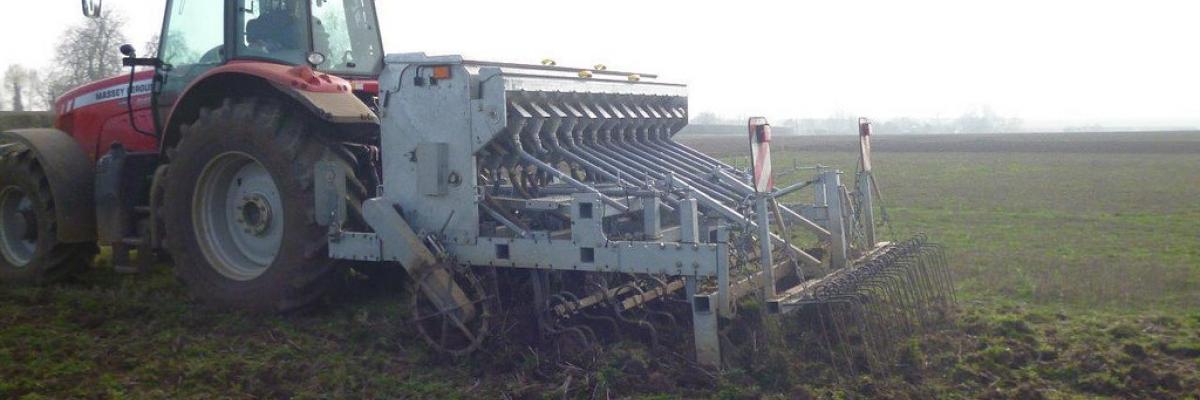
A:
2 132 1199 399
688 133 1200 398
688 133 1200 309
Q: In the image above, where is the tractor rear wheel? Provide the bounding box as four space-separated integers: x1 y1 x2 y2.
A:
164 97 359 312
0 143 96 284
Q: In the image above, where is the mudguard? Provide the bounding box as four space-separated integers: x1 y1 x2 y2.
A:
161 62 378 152
0 129 97 243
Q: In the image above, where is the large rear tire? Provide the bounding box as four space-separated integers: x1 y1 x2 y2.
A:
0 143 96 284
164 97 360 312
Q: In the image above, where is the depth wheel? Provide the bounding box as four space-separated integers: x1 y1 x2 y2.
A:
164 97 362 311
410 264 498 356
0 143 95 284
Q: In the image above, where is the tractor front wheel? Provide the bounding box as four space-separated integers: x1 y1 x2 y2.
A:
164 97 355 312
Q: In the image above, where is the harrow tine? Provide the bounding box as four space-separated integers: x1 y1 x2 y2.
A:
826 300 861 375
814 302 849 376
642 276 682 333
646 306 679 332
590 281 659 349
550 325 596 364
784 236 956 376
555 287 621 342
924 242 957 306
614 283 661 349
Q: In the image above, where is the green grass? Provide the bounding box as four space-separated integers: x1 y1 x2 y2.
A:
767 151 1200 309
714 147 1200 398
0 268 475 399
0 111 55 131
2 135 1200 398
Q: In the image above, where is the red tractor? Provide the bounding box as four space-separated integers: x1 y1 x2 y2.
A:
0 0 383 311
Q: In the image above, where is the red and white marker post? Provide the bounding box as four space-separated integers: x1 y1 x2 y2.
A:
747 117 774 193
858 117 873 173
857 117 877 247
748 117 777 297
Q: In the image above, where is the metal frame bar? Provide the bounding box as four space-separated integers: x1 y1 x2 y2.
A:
755 195 776 298
767 241 894 314
858 172 877 247
450 237 723 277
692 292 721 367
823 171 848 269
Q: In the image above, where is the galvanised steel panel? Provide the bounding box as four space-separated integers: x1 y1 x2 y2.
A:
449 237 722 277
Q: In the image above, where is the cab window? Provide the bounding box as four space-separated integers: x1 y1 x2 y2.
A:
160 0 225 67
310 0 383 76
236 0 309 66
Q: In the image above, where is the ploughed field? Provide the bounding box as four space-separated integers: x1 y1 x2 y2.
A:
2 132 1198 399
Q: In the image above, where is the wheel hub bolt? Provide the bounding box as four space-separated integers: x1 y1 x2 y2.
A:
235 194 273 236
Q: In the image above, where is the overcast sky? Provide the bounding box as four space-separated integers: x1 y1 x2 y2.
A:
3 0 1198 128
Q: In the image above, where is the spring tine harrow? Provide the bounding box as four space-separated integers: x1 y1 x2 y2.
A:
771 236 955 374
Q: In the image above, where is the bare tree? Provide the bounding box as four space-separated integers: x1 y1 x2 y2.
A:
41 9 128 109
143 34 160 58
25 70 44 111
4 65 34 112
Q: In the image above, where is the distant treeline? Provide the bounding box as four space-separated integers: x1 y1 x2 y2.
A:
0 111 55 131
679 124 796 136
690 107 1025 135
789 114 1024 135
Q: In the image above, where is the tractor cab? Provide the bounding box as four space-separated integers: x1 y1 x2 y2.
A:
68 0 384 155
77 0 384 138
154 0 384 109
157 0 383 77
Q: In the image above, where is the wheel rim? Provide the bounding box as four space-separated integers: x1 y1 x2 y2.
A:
0 186 37 267
192 152 284 281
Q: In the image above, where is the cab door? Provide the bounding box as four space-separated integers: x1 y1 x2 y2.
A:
154 0 230 121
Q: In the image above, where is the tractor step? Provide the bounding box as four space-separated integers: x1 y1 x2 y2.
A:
119 237 146 247
112 236 154 274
